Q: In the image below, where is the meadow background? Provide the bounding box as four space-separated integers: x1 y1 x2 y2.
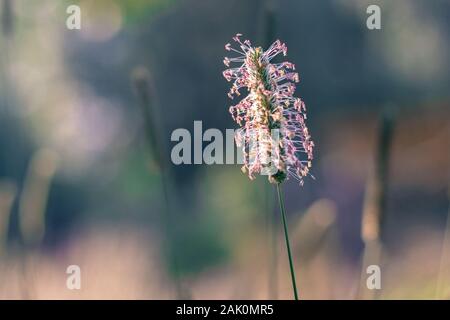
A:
0 0 449 299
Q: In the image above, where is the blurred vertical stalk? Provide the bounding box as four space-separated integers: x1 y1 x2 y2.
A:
435 187 450 299
291 199 338 298
260 0 278 300
19 149 59 247
131 67 184 299
0 180 16 256
0 1 15 256
1 0 14 114
0 180 15 296
18 148 58 299
358 108 395 299
1 0 13 37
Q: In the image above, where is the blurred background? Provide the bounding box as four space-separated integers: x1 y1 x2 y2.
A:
0 0 449 299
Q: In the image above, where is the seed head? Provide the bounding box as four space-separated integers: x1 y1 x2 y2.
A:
223 34 314 185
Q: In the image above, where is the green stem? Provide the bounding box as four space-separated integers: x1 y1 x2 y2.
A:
265 181 278 299
276 183 299 300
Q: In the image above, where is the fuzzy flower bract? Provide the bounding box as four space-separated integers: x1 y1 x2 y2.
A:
223 34 314 185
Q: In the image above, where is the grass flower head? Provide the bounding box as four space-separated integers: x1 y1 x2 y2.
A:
223 34 314 185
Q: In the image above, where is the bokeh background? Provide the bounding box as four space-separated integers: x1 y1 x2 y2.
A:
0 0 449 299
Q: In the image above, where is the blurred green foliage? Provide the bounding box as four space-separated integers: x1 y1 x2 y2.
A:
65 0 178 25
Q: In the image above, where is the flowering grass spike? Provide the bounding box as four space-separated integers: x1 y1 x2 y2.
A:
223 34 314 185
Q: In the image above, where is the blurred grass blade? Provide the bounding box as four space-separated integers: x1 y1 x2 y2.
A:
131 66 186 299
0 179 16 256
358 107 395 299
19 149 59 247
1 0 14 38
132 67 166 170
291 198 337 262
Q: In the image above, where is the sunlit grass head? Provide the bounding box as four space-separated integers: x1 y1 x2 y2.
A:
223 34 314 186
